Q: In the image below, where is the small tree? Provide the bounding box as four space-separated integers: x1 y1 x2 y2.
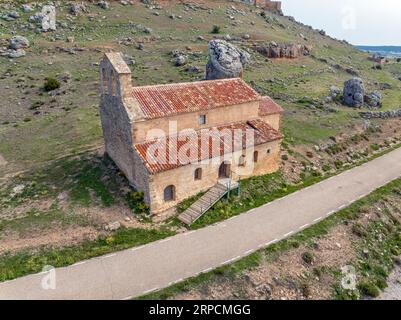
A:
211 25 221 34
44 77 60 92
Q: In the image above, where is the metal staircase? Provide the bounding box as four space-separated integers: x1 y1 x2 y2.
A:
178 179 239 225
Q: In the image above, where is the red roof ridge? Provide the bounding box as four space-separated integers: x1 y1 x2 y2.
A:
134 119 282 174
131 78 262 119
131 77 255 91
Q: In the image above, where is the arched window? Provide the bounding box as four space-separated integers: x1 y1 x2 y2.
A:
164 185 175 202
253 151 259 163
194 168 202 181
101 68 108 95
239 155 246 167
110 70 117 97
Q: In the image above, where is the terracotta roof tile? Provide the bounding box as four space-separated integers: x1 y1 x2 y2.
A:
134 119 282 174
259 96 284 116
132 78 261 119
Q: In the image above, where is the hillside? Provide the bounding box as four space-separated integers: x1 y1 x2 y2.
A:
0 0 401 295
0 0 400 177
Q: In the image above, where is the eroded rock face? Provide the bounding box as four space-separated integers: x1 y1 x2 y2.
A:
206 40 250 80
343 77 365 108
255 43 311 59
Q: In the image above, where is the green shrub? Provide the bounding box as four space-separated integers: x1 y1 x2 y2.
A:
358 281 380 297
281 154 289 161
370 144 380 151
334 160 343 169
322 164 331 172
43 77 60 92
300 283 311 298
375 276 388 290
126 191 150 215
211 25 221 34
302 252 314 265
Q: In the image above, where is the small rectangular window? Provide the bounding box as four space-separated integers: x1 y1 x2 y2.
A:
199 114 206 125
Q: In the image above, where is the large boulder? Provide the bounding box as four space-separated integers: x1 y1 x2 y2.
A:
41 5 56 31
206 40 250 80
343 77 365 108
9 36 30 50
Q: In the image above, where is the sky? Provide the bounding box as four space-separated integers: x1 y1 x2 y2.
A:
282 0 401 46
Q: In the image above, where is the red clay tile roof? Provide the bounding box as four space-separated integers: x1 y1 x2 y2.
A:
259 96 284 116
132 78 261 119
134 119 282 174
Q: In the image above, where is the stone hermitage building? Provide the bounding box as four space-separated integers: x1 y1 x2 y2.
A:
99 52 283 216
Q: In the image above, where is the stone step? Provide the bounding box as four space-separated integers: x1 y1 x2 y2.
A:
178 181 238 225
178 213 192 225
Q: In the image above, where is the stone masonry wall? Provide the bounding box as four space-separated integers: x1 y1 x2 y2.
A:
99 55 137 182
147 140 281 214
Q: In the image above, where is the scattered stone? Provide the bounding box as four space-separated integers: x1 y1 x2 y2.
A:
98 1 110 10
57 191 68 201
29 12 45 24
66 36 75 43
143 26 152 34
105 221 121 231
343 77 365 108
70 3 87 16
206 39 250 80
11 184 26 197
9 36 30 50
8 11 20 19
22 4 34 13
175 55 187 66
330 86 341 98
122 53 136 66
8 49 26 58
380 83 392 90
364 91 382 108
186 66 201 73
306 151 313 158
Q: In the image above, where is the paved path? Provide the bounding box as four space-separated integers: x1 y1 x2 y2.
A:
1 147 401 300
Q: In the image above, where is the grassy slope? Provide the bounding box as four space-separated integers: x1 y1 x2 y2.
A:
0 0 400 176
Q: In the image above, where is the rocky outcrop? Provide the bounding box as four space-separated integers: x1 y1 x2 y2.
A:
342 78 382 108
343 78 365 107
360 108 401 119
254 42 311 59
206 40 250 80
